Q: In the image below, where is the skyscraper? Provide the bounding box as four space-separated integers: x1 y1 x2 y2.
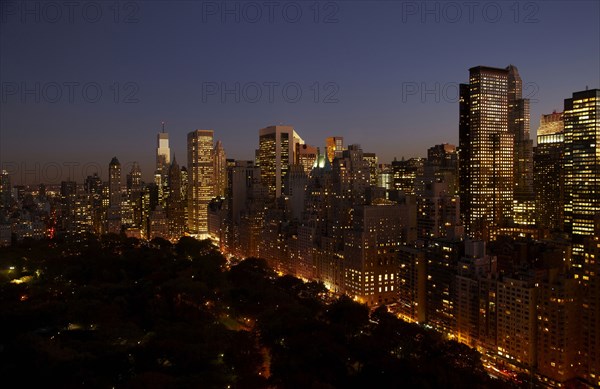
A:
0 170 11 208
107 157 122 234
127 162 142 194
459 66 513 240
223 160 266 258
534 111 564 232
156 122 170 204
507 65 535 228
124 162 142 230
187 129 214 236
257 125 304 200
167 156 186 240
213 140 227 197
59 180 77 233
563 89 600 384
156 122 170 171
426 143 459 194
563 89 600 248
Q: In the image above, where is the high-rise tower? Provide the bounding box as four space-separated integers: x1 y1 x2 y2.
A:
459 66 514 240
108 157 121 209
213 140 227 197
156 122 170 172
564 89 600 261
507 65 535 228
187 129 215 236
0 170 11 208
126 162 143 227
156 122 170 204
107 157 122 233
256 125 304 200
534 111 564 232
167 156 186 239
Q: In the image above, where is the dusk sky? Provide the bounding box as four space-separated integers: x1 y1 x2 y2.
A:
1 0 599 184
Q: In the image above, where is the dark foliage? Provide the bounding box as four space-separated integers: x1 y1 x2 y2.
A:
0 236 510 388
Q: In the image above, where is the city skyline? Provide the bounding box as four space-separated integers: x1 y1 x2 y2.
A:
1 2 600 387
2 1 599 183
1 76 599 387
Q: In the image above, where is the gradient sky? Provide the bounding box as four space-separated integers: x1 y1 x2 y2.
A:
1 0 599 184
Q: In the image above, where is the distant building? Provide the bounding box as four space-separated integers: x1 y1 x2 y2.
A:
325 136 344 163
0 170 11 208
257 125 304 200
126 162 143 228
296 143 318 175
391 157 423 195
167 157 186 240
427 143 458 195
0 224 11 246
207 197 225 246
156 123 171 205
107 157 122 234
149 205 169 240
507 65 535 229
213 140 227 197
363 152 378 187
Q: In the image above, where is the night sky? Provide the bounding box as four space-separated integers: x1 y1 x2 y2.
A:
1 0 599 184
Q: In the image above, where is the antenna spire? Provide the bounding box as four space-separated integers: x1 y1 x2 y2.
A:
161 121 165 133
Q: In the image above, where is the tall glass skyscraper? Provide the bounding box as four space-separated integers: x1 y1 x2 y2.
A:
564 89 600 259
155 123 171 205
213 140 227 197
563 88 600 386
507 65 535 228
107 156 122 234
256 125 304 200
459 66 513 240
187 129 214 237
534 111 564 232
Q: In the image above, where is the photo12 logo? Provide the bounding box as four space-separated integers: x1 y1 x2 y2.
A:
1 160 147 185
200 1 340 24
1 81 140 104
401 81 539 103
1 161 106 185
202 81 340 103
400 1 540 24
0 1 140 24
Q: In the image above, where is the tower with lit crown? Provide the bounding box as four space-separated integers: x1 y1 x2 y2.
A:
534 111 564 232
155 122 170 204
459 66 514 240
